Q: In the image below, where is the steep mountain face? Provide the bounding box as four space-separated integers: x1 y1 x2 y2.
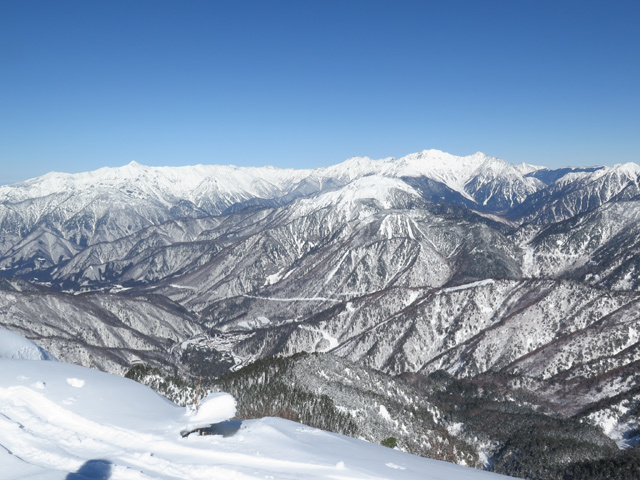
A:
510 163 640 224
0 162 312 263
215 354 478 466
176 279 640 418
522 199 640 290
158 190 521 316
463 159 543 211
8 177 519 311
129 352 635 480
0 278 200 374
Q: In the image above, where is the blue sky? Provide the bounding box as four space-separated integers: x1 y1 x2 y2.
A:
1 0 639 184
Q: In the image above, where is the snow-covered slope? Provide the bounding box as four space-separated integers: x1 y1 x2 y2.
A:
32 186 518 312
0 333 513 480
520 199 640 289
195 279 640 389
0 161 311 263
0 161 311 206
511 162 640 224
0 288 201 374
0 328 57 361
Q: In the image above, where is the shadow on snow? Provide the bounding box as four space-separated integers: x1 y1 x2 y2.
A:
66 459 112 480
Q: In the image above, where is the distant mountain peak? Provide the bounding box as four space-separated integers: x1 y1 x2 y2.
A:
611 162 640 177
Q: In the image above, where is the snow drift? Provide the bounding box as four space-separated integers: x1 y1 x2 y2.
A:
0 328 57 361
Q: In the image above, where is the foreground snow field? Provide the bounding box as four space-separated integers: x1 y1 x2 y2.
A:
0 331 514 479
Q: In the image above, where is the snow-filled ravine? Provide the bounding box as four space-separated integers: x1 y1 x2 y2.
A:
0 330 514 479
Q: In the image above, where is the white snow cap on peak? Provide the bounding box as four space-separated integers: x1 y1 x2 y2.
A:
0 329 57 361
296 175 420 215
611 162 640 176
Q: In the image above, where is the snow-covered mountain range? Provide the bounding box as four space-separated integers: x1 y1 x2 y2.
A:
2 149 640 479
0 149 637 283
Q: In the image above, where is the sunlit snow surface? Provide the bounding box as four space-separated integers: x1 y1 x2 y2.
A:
0 335 513 479
0 328 57 361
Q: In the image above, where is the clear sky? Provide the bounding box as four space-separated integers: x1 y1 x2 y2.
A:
1 0 639 184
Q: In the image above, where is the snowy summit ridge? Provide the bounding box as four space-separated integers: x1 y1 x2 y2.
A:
0 149 520 196
0 149 543 228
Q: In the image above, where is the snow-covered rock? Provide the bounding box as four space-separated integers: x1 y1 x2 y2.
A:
184 392 236 432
